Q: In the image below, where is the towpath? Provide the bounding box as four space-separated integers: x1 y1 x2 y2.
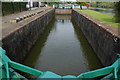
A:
2 7 51 38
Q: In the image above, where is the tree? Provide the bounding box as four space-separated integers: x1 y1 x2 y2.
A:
76 2 86 6
114 2 120 23
76 2 87 9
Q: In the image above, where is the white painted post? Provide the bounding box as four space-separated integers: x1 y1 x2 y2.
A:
39 2 41 8
72 5 74 9
53 5 55 8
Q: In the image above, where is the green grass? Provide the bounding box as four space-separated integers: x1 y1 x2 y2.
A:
77 9 120 28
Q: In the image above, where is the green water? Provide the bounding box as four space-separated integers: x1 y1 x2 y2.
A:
23 15 102 76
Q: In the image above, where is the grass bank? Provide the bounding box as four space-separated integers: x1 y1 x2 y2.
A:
77 9 119 28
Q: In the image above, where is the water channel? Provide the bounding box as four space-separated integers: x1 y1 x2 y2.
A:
23 15 102 76
89 7 114 15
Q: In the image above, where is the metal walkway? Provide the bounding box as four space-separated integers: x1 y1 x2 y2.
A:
0 47 120 79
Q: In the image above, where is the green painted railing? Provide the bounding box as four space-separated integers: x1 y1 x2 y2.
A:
0 47 120 79
47 4 80 7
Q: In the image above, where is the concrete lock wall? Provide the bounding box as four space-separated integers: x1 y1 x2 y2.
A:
2 9 55 63
55 9 72 15
72 9 120 66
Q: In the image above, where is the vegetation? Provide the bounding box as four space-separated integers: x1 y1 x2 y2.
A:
47 2 73 4
77 9 119 28
87 2 120 24
90 2 115 8
114 2 120 23
47 2 62 4
76 2 87 9
2 2 28 16
76 2 87 6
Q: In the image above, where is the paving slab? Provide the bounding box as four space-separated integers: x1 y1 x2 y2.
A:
2 7 51 39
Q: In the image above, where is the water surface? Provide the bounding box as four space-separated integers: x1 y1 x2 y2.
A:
89 7 114 15
23 15 102 76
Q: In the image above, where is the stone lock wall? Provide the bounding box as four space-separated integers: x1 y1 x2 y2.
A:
2 9 55 63
55 9 72 14
72 9 120 66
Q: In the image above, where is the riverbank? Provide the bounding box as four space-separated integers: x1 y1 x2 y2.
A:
77 9 119 28
89 7 114 15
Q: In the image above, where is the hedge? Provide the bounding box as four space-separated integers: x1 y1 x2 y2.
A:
2 2 28 16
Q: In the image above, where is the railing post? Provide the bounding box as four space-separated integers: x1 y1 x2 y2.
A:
53 5 55 8
72 5 74 9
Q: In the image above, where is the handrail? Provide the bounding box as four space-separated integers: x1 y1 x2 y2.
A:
77 66 113 78
47 4 80 7
0 47 43 79
0 47 120 79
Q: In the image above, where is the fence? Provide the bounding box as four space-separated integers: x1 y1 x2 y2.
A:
0 47 120 79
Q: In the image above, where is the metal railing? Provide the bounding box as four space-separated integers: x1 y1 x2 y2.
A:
47 4 80 8
0 47 120 79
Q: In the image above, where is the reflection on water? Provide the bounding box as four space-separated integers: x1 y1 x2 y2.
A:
23 15 102 76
